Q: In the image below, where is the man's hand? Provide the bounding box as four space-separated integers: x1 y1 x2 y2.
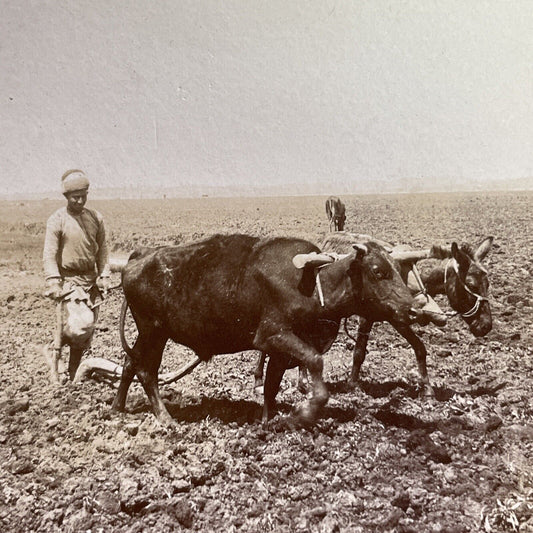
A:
97 276 111 295
44 279 62 300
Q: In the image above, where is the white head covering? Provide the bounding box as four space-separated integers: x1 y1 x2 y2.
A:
61 169 90 194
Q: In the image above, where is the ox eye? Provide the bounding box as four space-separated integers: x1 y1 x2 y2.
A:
466 276 480 291
372 264 386 279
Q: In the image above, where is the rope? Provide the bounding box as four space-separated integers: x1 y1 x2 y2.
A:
444 259 488 319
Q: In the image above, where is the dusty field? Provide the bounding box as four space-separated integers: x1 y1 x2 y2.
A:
0 192 532 533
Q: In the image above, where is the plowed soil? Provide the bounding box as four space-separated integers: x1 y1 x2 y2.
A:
1 192 532 532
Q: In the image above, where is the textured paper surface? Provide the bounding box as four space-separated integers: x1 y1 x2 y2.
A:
1 1 532 198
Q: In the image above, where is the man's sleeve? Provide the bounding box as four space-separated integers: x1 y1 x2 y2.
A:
43 214 61 281
96 215 110 277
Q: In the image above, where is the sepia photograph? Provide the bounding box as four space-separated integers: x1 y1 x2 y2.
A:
1 1 532 531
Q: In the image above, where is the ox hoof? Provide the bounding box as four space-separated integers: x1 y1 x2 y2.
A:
421 386 435 399
155 413 176 429
294 402 319 426
110 399 126 413
297 382 310 396
349 367 363 384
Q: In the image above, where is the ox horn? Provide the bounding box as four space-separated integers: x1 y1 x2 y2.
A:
428 244 453 260
292 252 335 270
352 243 368 256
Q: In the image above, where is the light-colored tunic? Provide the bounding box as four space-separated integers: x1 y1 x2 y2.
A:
43 206 110 285
43 206 110 349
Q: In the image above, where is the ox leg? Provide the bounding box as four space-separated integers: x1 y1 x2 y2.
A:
262 353 287 425
351 318 374 383
257 331 328 424
253 351 267 394
297 365 310 395
113 328 173 425
112 356 136 412
256 352 309 397
137 365 173 425
135 334 171 425
393 324 435 397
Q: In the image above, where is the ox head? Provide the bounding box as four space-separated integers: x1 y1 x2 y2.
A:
294 241 415 324
447 237 493 337
349 241 417 324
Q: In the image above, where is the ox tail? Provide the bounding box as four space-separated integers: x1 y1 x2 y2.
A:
119 297 135 357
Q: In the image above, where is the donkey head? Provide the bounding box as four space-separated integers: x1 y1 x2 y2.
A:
447 237 493 337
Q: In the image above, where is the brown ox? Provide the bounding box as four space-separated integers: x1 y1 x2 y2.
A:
326 196 346 232
253 233 449 395
113 234 415 426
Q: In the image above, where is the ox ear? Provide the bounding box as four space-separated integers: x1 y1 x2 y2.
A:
352 243 368 260
451 242 469 272
428 244 452 259
474 236 493 263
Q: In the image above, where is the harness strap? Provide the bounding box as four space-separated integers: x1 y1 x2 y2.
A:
444 259 488 319
410 263 427 296
316 270 325 307
314 254 343 307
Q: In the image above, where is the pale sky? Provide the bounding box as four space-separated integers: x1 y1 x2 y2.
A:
1 0 532 197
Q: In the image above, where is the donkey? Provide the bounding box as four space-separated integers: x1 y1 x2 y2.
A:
351 236 493 396
325 196 346 232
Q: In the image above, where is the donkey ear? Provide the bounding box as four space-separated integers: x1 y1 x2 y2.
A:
451 242 470 272
474 236 493 263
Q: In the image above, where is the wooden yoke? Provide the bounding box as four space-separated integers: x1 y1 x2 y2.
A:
390 245 453 263
292 252 336 270
390 249 432 263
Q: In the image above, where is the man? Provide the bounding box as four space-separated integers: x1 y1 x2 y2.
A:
42 169 110 382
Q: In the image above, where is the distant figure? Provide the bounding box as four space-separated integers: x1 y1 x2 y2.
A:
42 169 110 383
325 196 346 231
